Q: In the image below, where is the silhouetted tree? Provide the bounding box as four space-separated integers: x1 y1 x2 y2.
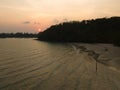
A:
0 33 37 38
38 17 120 45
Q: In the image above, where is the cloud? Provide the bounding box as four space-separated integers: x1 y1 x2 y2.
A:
22 21 31 24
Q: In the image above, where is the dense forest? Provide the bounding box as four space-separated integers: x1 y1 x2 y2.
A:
38 17 120 45
0 33 37 38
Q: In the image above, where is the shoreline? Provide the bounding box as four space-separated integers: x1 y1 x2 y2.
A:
71 43 120 72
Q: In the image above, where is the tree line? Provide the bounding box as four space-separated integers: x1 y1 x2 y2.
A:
0 33 37 38
38 17 120 46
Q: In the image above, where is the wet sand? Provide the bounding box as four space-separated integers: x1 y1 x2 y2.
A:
34 44 120 90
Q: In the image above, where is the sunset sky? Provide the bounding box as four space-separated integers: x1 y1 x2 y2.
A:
0 0 120 33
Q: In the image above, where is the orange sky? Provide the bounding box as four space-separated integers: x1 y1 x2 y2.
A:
0 0 120 33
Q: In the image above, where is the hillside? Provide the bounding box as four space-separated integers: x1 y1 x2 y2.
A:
38 17 120 45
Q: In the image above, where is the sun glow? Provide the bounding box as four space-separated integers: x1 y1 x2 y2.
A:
38 28 42 32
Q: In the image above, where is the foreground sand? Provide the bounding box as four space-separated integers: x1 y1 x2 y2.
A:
33 43 120 90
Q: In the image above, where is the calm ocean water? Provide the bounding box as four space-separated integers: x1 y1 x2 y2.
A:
0 38 74 90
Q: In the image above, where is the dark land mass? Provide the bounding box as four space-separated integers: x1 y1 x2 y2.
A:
0 33 38 38
38 17 120 46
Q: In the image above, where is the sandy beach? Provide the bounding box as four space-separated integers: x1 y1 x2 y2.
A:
33 43 120 90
